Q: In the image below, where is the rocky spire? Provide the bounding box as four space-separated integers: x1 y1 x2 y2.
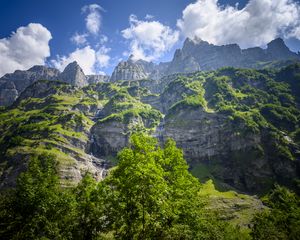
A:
59 61 87 87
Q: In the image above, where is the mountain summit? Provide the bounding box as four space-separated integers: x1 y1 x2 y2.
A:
0 38 299 106
109 38 300 81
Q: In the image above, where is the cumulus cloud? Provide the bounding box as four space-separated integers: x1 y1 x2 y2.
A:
122 14 179 61
82 4 104 35
71 32 88 45
61 3 110 74
96 46 111 68
51 45 111 74
0 23 52 77
177 0 300 48
51 46 96 74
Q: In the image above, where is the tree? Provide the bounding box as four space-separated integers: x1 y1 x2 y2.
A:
71 173 112 240
0 153 74 240
105 134 169 239
103 133 237 239
251 185 300 240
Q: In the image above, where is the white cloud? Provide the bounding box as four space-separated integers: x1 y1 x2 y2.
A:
177 0 300 48
51 45 111 74
0 23 52 77
71 32 88 45
99 35 108 44
51 46 96 74
82 4 104 35
145 14 154 20
96 46 111 68
122 14 179 61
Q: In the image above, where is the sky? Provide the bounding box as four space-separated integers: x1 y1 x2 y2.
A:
0 0 300 76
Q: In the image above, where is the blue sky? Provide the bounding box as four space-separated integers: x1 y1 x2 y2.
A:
0 0 300 76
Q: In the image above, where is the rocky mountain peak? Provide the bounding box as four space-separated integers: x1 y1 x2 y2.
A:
28 65 60 74
0 64 62 106
62 61 83 73
267 38 286 49
168 37 300 73
59 61 87 87
266 38 299 60
128 54 135 62
110 60 148 82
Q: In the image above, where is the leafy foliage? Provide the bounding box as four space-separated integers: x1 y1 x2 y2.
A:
251 185 300 240
0 134 249 239
0 153 74 239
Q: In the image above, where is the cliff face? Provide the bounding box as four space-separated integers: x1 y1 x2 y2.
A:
166 38 300 74
0 61 110 107
59 61 87 87
0 80 110 188
110 60 148 82
160 106 298 193
1 63 299 194
108 38 300 82
0 65 60 106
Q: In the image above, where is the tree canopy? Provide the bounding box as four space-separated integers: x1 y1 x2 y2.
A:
0 134 297 239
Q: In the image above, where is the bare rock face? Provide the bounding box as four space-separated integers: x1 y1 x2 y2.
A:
86 74 110 84
90 120 129 157
109 38 299 83
59 61 88 87
167 38 244 73
110 60 148 82
166 49 200 74
0 65 60 106
0 81 18 106
166 38 300 74
90 116 146 158
0 62 110 107
266 38 299 60
110 55 171 82
157 101 299 194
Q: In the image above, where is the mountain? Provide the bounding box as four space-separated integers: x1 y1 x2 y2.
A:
1 38 299 107
110 59 148 82
108 38 300 82
0 61 299 195
0 61 109 107
0 65 60 106
59 61 87 87
166 38 300 74
0 38 299 195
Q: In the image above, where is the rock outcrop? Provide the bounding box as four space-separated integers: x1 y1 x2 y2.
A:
0 62 110 107
166 38 300 74
59 61 87 87
110 60 148 82
160 106 265 193
109 38 300 83
110 55 170 82
0 65 60 106
0 81 18 107
86 74 110 84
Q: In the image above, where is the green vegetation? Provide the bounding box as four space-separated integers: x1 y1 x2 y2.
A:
251 185 300 239
0 134 252 239
0 63 299 239
165 66 299 188
97 90 162 133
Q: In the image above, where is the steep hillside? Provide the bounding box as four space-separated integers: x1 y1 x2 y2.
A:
0 64 299 195
0 62 109 107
